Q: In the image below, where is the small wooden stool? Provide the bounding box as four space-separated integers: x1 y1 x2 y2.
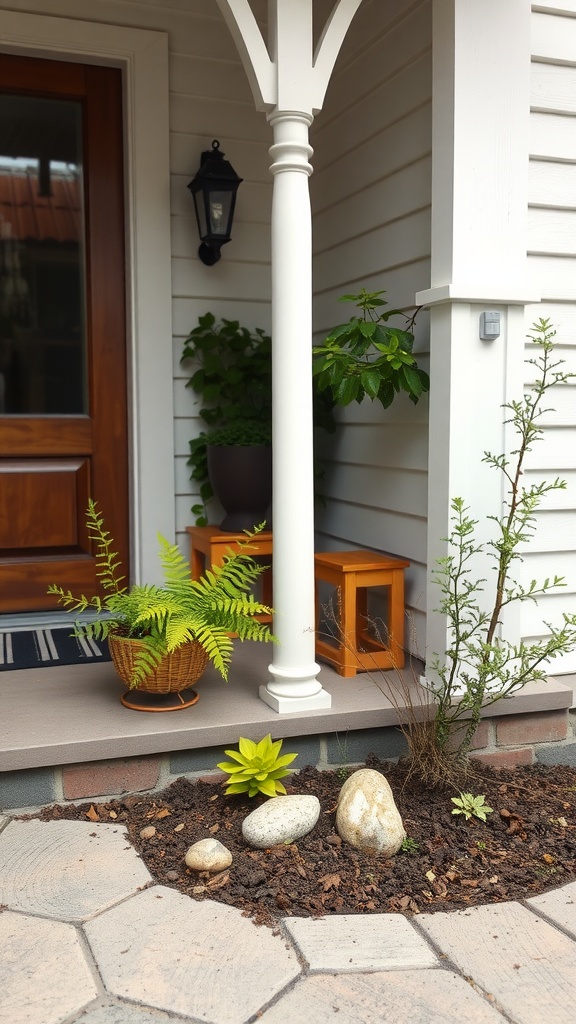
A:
185 525 273 622
314 550 410 677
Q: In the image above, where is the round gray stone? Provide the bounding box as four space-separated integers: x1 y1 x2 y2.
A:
184 838 232 872
242 795 320 849
336 768 405 856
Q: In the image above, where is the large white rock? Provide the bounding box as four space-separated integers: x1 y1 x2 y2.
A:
336 768 405 857
184 838 232 872
242 795 321 849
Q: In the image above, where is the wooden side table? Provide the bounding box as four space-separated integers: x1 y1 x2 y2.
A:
314 550 410 677
185 525 273 622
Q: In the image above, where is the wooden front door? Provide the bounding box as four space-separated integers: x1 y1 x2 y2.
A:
0 55 129 612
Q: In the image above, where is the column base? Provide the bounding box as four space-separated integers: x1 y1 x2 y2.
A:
259 684 332 713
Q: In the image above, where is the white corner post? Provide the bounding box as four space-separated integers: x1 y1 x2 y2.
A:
216 0 363 711
418 0 537 676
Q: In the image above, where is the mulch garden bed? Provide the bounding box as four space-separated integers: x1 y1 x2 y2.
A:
34 757 576 927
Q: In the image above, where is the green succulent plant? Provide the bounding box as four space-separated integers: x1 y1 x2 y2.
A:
451 793 493 823
217 734 298 797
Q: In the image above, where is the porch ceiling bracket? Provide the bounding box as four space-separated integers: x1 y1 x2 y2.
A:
216 0 364 115
312 0 364 112
215 0 275 111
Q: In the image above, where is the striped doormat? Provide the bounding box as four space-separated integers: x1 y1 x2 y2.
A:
0 628 111 671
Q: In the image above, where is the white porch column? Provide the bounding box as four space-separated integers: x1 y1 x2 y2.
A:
418 0 537 673
216 0 364 711
259 111 330 712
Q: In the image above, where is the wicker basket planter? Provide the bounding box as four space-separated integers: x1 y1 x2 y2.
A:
108 633 209 712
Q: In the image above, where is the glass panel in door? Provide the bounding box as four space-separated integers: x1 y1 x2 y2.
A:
0 95 87 415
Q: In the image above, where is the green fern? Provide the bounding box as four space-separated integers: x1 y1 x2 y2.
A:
48 501 276 687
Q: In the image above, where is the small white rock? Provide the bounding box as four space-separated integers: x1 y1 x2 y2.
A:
139 826 156 840
242 795 320 849
184 838 233 873
336 768 405 857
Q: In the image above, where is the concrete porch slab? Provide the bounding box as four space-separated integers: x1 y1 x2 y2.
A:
0 642 571 774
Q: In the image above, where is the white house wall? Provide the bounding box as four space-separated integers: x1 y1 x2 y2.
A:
310 0 432 655
524 2 576 672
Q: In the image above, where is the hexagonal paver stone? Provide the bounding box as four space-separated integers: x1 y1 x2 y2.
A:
527 881 576 939
0 819 151 922
76 1006 176 1023
284 913 438 972
84 887 301 1024
0 910 98 1024
420 902 576 1024
257 969 508 1023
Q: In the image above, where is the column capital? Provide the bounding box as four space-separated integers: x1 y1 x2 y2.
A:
267 112 314 178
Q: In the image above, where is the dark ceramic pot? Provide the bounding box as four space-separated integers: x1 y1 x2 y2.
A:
207 444 272 532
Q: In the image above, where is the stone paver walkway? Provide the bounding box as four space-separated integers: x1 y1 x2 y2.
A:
1 813 576 1024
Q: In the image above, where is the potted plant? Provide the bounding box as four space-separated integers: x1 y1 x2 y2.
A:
181 314 272 529
48 500 275 711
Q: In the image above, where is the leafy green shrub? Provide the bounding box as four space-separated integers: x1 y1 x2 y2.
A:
217 734 298 797
312 288 429 409
181 314 272 525
428 320 576 762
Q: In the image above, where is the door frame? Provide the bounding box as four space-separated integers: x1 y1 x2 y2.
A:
0 11 174 588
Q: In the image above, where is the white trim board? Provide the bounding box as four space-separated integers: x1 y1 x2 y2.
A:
0 12 175 585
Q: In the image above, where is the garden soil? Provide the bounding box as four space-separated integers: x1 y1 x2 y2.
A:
33 758 576 927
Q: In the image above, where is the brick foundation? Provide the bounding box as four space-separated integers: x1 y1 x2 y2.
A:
1 709 575 810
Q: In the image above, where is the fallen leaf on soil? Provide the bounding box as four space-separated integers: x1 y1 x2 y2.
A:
319 873 341 891
543 854 555 865
85 805 99 822
174 823 185 833
108 810 118 819
425 870 436 882
155 809 170 820
206 872 230 890
209 824 220 834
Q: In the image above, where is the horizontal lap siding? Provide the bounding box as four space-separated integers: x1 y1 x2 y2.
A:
526 5 576 669
311 0 432 658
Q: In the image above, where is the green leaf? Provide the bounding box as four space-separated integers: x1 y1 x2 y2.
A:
334 376 360 405
258 778 279 798
360 368 382 399
238 737 258 760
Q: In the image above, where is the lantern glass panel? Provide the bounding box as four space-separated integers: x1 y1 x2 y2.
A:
208 190 232 237
193 191 207 239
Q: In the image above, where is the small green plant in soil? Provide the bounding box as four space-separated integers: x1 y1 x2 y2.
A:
451 793 493 823
400 836 420 855
217 735 298 798
426 319 576 773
